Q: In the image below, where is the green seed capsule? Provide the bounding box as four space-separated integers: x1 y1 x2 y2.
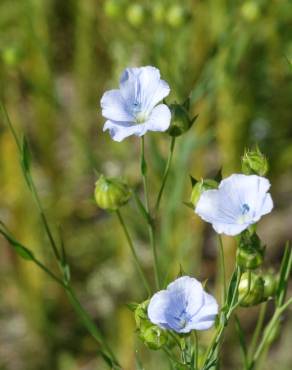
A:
262 272 277 299
238 272 264 307
166 5 185 28
134 300 167 350
168 104 190 137
191 179 218 207
134 300 149 329
139 324 168 350
126 4 144 27
241 147 269 176
236 246 263 270
94 175 131 211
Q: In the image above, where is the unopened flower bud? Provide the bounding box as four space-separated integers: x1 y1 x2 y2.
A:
237 232 265 269
139 324 168 350
135 300 167 350
191 179 218 207
241 1 260 22
1 45 23 67
242 147 269 176
134 300 149 329
238 272 264 307
168 103 197 137
103 0 123 19
166 5 186 28
262 272 277 299
94 175 131 211
236 246 264 270
126 4 144 27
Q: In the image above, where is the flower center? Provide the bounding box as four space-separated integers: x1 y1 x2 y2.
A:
237 203 251 224
135 111 148 123
177 309 191 329
242 203 250 214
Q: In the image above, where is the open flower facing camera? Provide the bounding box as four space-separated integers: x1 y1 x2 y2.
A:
100 66 171 141
148 276 218 333
195 174 273 236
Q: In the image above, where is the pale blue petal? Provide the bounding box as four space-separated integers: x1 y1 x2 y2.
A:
148 290 170 326
195 189 238 224
100 89 133 122
253 193 273 222
103 120 147 142
145 104 171 132
119 66 170 114
189 291 218 331
212 222 249 236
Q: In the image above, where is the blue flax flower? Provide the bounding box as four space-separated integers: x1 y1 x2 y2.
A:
148 276 218 333
100 66 171 141
195 174 273 236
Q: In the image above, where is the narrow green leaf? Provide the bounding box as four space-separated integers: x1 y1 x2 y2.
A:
0 226 34 261
21 136 31 173
125 302 139 312
214 168 223 183
226 268 239 307
183 201 194 209
189 175 198 187
276 242 292 306
189 114 199 128
234 315 248 362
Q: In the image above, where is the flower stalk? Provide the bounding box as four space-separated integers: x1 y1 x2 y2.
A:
155 136 176 212
141 136 160 289
116 209 151 296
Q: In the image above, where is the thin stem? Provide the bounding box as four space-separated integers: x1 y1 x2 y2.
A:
140 136 160 289
202 267 242 369
250 297 292 369
155 136 176 212
32 257 66 288
1 104 61 262
140 136 149 212
218 235 227 303
28 174 61 261
66 285 120 368
194 331 199 370
116 209 151 296
248 302 267 362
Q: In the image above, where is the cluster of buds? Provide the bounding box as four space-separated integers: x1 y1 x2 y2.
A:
94 175 131 211
103 0 190 28
238 271 278 307
241 146 269 176
236 232 264 270
237 231 277 307
134 300 169 350
190 178 218 207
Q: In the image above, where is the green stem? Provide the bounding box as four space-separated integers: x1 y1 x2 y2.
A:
248 302 267 362
116 209 151 296
31 255 120 367
218 235 227 303
202 267 242 369
32 257 66 287
194 331 199 370
66 285 120 368
155 136 176 212
1 104 61 262
140 136 160 289
250 297 292 370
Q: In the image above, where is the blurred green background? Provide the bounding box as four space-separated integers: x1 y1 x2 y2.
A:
0 0 292 369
